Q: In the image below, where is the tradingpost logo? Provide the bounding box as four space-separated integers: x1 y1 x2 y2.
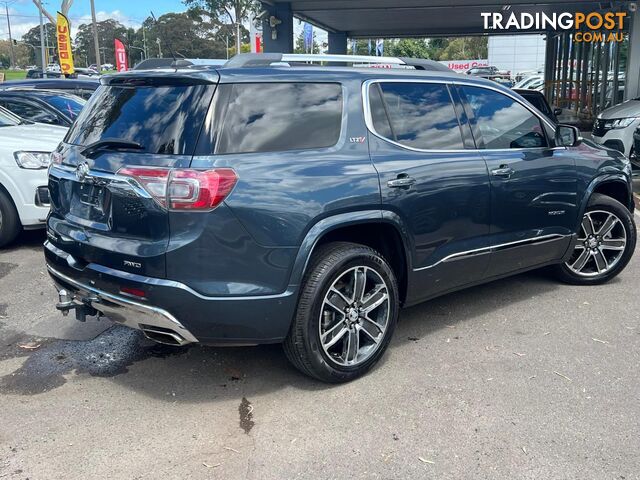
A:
481 9 629 42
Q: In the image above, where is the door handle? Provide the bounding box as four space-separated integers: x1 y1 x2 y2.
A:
387 176 416 188
490 165 515 178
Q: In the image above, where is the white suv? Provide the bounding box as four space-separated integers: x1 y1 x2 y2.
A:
592 97 640 159
0 107 67 247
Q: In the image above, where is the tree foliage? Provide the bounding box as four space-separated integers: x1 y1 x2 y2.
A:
387 39 429 59
74 19 128 66
21 23 57 66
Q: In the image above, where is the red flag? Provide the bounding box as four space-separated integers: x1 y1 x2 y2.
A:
114 38 128 72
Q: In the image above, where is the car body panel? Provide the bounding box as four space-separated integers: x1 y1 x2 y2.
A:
0 122 67 226
44 65 634 343
592 99 640 157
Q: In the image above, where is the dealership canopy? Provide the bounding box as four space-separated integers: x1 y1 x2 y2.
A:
259 0 632 38
257 0 639 103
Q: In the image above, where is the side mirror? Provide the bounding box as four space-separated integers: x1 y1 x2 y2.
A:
553 108 563 116
555 124 581 147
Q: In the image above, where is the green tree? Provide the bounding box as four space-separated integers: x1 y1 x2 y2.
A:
21 23 57 66
387 39 429 59
432 37 488 60
183 0 257 53
74 19 127 67
426 38 450 60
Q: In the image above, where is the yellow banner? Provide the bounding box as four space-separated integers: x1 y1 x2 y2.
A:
56 12 74 75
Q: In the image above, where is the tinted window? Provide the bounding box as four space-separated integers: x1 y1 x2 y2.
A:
66 84 216 155
518 92 551 116
213 83 342 154
42 94 85 119
370 82 464 150
462 86 547 149
1 99 42 120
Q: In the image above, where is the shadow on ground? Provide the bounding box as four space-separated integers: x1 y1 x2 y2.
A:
0 267 572 401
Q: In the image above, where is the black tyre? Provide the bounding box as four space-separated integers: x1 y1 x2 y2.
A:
553 193 636 285
0 189 20 249
284 242 399 383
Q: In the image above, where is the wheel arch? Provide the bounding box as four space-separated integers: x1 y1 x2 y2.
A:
577 174 633 230
288 210 413 305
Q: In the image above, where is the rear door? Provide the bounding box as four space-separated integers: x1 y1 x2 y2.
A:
365 79 491 304
457 84 577 278
47 74 218 278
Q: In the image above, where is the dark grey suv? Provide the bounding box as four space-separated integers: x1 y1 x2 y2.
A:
46 54 636 382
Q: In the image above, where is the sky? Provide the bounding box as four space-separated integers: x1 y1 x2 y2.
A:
0 0 326 45
0 0 188 39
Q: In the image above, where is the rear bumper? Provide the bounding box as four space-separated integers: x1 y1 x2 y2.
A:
49 264 198 345
44 241 298 344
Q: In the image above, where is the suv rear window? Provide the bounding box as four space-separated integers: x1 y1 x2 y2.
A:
65 84 216 155
207 82 343 154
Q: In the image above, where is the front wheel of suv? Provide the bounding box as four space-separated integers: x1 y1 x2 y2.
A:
553 193 636 285
284 242 399 383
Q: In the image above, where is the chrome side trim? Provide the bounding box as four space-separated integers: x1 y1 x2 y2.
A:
413 234 569 272
49 163 152 199
47 264 198 343
362 78 558 154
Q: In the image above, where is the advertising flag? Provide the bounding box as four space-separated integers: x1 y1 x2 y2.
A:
56 12 74 75
303 23 313 52
114 38 128 72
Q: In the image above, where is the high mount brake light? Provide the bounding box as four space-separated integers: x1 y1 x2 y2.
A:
117 167 238 211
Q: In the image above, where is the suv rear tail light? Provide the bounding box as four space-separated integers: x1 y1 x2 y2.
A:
117 167 238 211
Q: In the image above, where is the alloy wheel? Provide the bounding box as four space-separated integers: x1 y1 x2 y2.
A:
319 265 391 367
565 210 627 277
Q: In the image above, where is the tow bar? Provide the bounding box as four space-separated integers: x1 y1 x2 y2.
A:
56 289 100 322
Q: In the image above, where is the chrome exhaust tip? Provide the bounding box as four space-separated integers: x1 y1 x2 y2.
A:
140 325 191 346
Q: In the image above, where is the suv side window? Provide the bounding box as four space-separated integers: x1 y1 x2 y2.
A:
461 86 548 149
1 98 42 120
213 82 343 155
368 82 465 150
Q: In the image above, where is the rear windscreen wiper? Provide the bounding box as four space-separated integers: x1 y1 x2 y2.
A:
81 138 144 158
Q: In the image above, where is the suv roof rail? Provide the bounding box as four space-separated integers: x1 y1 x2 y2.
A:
224 53 452 72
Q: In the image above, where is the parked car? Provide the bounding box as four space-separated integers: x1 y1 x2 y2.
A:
591 97 640 159
466 65 510 81
514 69 543 83
513 74 544 90
73 67 100 77
46 53 636 382
513 88 562 123
0 107 67 247
0 78 99 100
0 90 85 127
26 68 61 79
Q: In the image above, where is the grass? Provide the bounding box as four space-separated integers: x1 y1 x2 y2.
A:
0 68 118 82
0 70 27 81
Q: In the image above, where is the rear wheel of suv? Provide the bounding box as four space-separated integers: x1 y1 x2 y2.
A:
284 242 399 382
553 193 636 285
0 189 20 248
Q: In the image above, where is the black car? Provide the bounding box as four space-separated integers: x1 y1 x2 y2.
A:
0 89 85 127
26 68 61 79
45 53 636 383
513 88 563 123
0 78 99 100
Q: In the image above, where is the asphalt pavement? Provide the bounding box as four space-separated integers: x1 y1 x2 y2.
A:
1 208 639 479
